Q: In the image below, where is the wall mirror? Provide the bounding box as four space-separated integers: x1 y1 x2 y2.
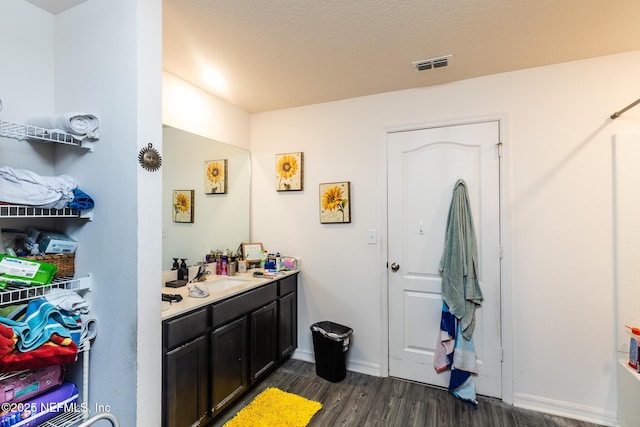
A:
162 126 250 271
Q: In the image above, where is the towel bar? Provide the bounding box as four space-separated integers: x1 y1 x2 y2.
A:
76 413 120 427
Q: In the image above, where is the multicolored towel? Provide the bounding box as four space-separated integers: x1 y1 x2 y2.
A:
436 179 482 408
0 299 79 352
434 301 479 408
0 324 77 372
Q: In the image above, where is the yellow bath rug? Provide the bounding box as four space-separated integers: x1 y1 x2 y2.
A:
223 387 322 427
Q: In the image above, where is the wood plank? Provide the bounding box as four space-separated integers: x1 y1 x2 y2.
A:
210 359 605 427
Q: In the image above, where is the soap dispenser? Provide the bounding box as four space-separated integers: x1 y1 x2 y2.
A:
178 258 189 281
172 258 179 271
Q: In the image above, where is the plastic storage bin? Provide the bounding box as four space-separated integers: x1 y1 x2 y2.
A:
310 321 353 382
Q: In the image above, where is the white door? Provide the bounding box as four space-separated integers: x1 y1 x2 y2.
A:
387 121 502 398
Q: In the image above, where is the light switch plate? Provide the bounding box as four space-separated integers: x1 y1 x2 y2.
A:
367 229 377 245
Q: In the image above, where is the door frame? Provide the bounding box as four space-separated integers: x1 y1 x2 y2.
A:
377 114 514 404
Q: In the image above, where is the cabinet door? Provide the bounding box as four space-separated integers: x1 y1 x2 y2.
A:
211 316 248 415
164 336 208 427
250 300 278 384
278 291 297 360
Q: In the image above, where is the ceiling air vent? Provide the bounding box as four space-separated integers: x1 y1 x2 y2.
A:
412 55 452 72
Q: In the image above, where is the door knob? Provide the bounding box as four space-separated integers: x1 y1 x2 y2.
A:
390 262 400 272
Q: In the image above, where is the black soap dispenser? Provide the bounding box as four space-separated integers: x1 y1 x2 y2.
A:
178 258 189 281
172 258 179 271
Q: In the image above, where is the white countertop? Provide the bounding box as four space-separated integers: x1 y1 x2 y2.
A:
161 269 299 320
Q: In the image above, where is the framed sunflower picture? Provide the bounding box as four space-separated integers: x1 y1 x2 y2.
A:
276 152 303 191
172 190 194 223
205 159 227 194
319 181 351 224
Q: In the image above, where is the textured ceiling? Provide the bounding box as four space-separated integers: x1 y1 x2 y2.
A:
165 1 638 113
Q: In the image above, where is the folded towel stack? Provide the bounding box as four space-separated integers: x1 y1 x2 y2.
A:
0 166 76 210
26 112 99 142
0 166 94 211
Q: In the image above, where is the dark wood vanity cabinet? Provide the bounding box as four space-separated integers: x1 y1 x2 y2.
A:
250 300 278 383
211 316 248 415
162 273 298 425
162 308 209 427
278 274 298 360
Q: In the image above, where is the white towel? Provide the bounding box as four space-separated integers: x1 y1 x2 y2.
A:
44 288 90 315
26 112 99 141
80 315 98 343
0 166 76 209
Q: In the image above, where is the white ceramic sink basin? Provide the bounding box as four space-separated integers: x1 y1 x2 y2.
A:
206 278 251 292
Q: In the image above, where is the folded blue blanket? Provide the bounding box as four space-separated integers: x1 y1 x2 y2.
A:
67 187 94 211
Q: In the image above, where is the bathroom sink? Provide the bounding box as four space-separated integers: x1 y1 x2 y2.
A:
206 278 251 292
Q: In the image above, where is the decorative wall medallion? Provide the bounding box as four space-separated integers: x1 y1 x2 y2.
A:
138 143 162 171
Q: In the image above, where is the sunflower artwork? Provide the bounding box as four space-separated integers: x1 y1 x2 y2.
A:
172 190 194 223
276 152 303 191
205 159 227 194
320 181 351 223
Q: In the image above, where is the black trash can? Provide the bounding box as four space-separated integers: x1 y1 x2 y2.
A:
310 321 353 382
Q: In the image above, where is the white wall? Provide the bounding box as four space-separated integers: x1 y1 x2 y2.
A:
3 0 162 425
55 0 162 424
0 1 55 171
250 51 640 425
163 72 251 151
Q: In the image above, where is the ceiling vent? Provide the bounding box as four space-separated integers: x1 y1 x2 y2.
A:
412 55 452 72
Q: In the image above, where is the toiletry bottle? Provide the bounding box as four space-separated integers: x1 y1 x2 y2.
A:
221 250 228 275
275 253 281 272
172 258 179 270
260 251 267 269
178 258 189 281
238 257 247 273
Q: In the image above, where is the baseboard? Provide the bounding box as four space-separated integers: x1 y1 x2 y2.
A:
513 392 617 427
292 349 381 377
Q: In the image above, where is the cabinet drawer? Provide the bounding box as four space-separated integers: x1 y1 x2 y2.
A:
278 274 297 296
164 308 208 350
212 282 277 328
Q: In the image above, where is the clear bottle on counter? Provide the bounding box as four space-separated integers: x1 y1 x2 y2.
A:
238 257 247 273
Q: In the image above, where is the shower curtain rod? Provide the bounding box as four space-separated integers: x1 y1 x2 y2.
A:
611 97 640 119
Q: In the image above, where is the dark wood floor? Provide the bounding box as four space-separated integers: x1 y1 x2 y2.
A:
211 358 604 427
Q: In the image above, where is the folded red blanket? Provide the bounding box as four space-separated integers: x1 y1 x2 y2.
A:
0 324 77 372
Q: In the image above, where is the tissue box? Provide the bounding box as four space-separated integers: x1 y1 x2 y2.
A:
281 257 299 270
28 229 78 254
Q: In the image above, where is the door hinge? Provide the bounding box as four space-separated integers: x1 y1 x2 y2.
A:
496 141 503 157
501 347 504 362
498 245 503 259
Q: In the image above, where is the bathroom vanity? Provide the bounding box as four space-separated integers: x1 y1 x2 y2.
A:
161 270 298 427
